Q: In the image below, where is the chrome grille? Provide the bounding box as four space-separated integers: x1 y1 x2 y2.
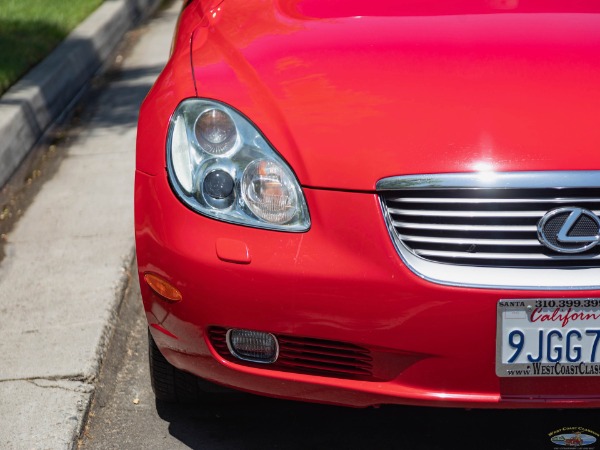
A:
382 187 600 268
377 172 600 289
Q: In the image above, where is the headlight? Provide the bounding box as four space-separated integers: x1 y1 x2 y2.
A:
166 99 310 231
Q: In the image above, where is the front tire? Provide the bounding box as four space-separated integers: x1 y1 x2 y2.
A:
148 330 232 402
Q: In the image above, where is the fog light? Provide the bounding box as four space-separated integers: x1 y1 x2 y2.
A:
226 329 278 364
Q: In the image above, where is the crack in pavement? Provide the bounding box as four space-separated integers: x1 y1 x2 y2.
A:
0 374 93 385
27 379 94 394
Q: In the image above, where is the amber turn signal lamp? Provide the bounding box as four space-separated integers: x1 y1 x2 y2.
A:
144 273 183 303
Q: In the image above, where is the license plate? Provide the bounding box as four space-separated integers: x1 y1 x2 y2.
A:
497 299 600 377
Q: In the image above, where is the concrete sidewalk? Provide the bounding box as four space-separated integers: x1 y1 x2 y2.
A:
0 2 180 449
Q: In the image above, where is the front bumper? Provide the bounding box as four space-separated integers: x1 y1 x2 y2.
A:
135 170 600 408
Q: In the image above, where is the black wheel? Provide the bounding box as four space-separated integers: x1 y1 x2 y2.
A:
148 330 233 402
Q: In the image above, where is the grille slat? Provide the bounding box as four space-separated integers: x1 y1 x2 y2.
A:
278 344 372 362
277 359 372 376
277 337 370 354
389 207 599 218
381 184 600 269
415 249 600 261
278 350 373 368
400 234 540 246
392 220 537 232
392 197 600 204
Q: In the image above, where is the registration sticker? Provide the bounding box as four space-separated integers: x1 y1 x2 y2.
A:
497 299 600 377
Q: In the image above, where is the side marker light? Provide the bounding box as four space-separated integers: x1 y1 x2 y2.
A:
144 273 183 303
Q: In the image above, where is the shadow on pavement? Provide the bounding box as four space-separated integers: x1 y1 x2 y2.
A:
156 394 600 449
81 64 165 131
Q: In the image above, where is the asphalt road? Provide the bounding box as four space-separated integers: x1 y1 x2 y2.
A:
77 273 600 450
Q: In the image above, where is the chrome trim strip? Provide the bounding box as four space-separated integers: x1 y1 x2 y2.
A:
391 197 600 204
393 221 536 232
415 249 600 260
400 234 540 246
378 171 600 290
377 171 600 190
389 208 547 218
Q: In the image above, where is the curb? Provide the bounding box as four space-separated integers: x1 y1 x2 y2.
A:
0 0 161 189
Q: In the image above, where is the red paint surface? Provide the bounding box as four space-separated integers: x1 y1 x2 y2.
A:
183 0 600 190
135 0 600 407
215 238 252 264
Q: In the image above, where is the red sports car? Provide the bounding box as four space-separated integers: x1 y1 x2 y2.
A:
135 0 600 408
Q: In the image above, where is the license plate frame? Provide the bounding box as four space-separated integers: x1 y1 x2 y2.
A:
496 299 600 377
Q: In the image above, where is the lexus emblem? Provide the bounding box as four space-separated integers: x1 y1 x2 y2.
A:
537 207 600 254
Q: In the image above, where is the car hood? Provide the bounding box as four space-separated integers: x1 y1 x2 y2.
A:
191 0 600 190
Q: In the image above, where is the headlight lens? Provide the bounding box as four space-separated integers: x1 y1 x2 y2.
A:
195 109 237 155
166 99 310 231
242 160 300 225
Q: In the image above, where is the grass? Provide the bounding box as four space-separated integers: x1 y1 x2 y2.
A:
0 0 104 96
